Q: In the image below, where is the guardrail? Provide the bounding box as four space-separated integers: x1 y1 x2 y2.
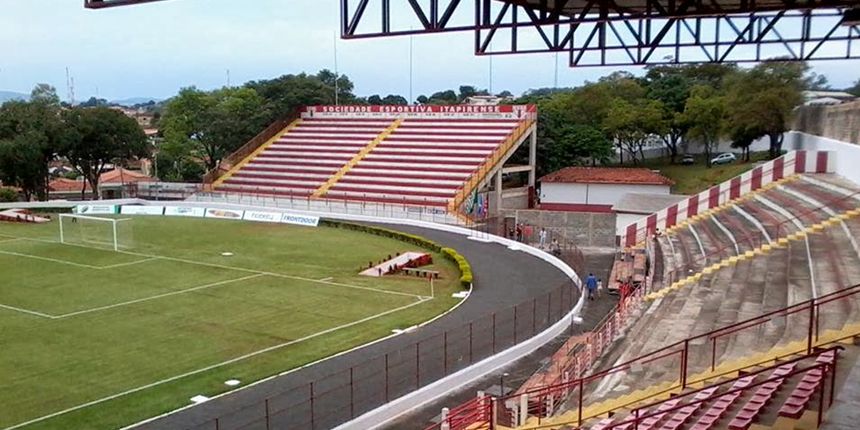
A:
619 150 834 247
523 345 842 430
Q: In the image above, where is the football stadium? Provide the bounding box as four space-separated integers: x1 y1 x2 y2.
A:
1 1 860 430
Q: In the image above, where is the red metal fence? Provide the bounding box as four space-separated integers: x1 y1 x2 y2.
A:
437 283 860 430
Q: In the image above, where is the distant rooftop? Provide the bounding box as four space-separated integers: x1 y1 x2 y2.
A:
540 167 674 186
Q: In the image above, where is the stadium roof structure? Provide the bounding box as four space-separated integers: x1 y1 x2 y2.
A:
84 0 860 66
337 0 860 66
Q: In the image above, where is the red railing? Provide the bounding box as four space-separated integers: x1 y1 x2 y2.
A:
441 283 860 430
531 345 842 430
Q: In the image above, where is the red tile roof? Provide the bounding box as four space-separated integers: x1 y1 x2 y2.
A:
49 178 90 193
100 168 154 185
540 167 674 186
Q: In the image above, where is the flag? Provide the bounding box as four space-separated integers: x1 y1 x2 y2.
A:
464 189 478 214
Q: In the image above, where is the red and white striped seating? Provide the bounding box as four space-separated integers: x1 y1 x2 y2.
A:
327 117 521 207
218 117 394 198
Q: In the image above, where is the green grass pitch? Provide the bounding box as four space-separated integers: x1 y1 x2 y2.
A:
0 215 462 430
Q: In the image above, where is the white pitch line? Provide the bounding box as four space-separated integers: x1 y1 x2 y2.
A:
7 236 424 300
2 297 429 430
0 249 102 269
0 237 22 244
98 257 160 270
52 274 265 319
0 303 55 319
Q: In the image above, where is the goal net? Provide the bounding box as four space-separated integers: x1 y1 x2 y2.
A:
59 214 134 251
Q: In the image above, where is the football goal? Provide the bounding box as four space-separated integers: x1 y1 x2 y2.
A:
59 214 134 251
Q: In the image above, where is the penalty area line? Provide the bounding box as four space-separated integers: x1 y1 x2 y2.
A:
52 274 265 319
0 303 56 319
9 236 427 300
1 297 430 430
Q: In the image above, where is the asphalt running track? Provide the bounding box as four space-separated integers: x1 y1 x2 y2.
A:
137 224 577 430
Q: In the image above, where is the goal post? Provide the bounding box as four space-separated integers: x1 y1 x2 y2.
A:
59 214 133 251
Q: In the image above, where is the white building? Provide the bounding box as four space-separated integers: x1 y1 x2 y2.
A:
539 167 674 212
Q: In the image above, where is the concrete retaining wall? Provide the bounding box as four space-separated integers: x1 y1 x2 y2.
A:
501 209 617 248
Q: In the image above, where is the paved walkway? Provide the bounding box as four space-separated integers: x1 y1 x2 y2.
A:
138 223 575 430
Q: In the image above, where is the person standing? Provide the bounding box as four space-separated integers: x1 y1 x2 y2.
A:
597 278 603 298
539 228 547 249
585 273 597 300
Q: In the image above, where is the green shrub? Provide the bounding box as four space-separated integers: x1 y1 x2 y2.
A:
322 220 473 288
0 187 18 202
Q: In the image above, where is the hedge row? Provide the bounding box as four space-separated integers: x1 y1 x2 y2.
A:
321 220 473 288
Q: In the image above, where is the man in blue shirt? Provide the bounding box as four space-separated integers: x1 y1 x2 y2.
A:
586 273 598 300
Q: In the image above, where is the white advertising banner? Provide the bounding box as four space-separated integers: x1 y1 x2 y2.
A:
243 210 283 223
205 208 245 220
281 213 320 227
74 204 117 215
164 206 206 218
120 205 165 216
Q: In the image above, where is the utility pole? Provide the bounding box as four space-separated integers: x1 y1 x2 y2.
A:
409 33 414 104
333 31 340 106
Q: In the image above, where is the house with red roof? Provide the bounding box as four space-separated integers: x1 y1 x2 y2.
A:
48 168 154 200
539 166 674 213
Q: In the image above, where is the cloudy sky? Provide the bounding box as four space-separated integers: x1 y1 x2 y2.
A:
0 0 857 101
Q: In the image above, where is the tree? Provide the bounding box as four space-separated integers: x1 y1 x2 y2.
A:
60 107 149 199
246 70 358 123
416 95 429 104
645 66 694 163
80 97 109 108
497 90 514 98
426 90 458 105
0 132 47 201
381 94 408 105
160 86 269 171
804 72 831 91
30 84 61 105
682 85 727 167
603 98 665 165
724 61 806 158
846 78 860 97
0 85 64 200
550 124 613 169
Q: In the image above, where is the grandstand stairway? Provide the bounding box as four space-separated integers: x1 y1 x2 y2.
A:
211 106 536 215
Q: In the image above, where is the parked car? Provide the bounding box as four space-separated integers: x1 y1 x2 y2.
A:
710 153 737 165
680 154 695 165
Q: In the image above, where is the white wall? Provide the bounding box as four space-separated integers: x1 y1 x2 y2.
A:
542 183 670 206
616 212 647 236
786 131 860 185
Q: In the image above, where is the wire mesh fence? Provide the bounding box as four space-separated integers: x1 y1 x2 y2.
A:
183 280 580 430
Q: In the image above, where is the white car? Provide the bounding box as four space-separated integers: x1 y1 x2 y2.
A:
710 153 737 165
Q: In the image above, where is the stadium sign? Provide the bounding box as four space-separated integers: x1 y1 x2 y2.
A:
120 205 165 216
164 206 205 218
243 210 283 223
205 208 245 220
280 213 320 227
74 204 118 215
